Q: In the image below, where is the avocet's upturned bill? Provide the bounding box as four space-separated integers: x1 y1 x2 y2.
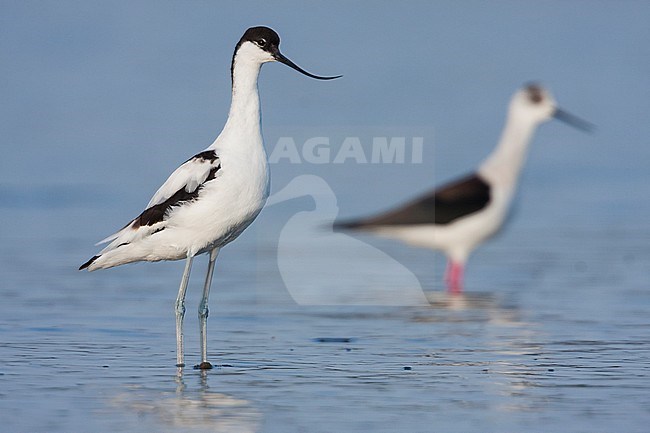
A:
335 84 592 294
79 26 340 369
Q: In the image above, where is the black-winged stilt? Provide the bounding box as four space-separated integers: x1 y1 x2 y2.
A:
80 26 340 369
335 84 591 294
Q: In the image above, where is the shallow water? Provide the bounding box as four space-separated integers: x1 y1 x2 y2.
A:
1 200 649 432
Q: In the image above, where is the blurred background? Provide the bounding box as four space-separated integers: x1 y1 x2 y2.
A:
2 0 648 260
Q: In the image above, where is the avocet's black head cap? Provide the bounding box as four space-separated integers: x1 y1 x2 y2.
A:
232 26 342 80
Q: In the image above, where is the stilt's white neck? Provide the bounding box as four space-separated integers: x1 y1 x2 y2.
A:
479 111 538 188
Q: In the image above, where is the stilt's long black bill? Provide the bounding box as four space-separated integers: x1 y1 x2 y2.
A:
554 108 595 133
275 52 342 80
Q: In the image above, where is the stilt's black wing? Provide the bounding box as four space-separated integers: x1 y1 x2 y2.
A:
335 173 491 228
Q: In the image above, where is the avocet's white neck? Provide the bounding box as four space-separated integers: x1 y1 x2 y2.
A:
230 57 262 124
209 52 264 150
479 111 538 188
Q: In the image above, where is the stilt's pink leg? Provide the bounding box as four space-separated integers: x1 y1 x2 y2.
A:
445 261 464 294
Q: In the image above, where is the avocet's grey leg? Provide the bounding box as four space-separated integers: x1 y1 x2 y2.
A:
196 248 219 370
175 254 194 368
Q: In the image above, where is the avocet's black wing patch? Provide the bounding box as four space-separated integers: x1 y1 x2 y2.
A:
134 150 221 228
145 150 220 208
95 150 221 246
80 150 221 269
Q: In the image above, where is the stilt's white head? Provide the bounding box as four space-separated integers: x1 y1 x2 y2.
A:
231 26 342 80
509 83 593 131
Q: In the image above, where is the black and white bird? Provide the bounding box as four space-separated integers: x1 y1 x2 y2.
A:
79 26 340 369
335 84 591 294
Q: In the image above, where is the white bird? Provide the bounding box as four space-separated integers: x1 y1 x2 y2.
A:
79 26 340 369
335 84 591 294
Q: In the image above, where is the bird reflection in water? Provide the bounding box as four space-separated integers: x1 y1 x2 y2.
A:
111 370 261 433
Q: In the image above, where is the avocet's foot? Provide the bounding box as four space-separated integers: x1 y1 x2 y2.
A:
194 361 213 370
